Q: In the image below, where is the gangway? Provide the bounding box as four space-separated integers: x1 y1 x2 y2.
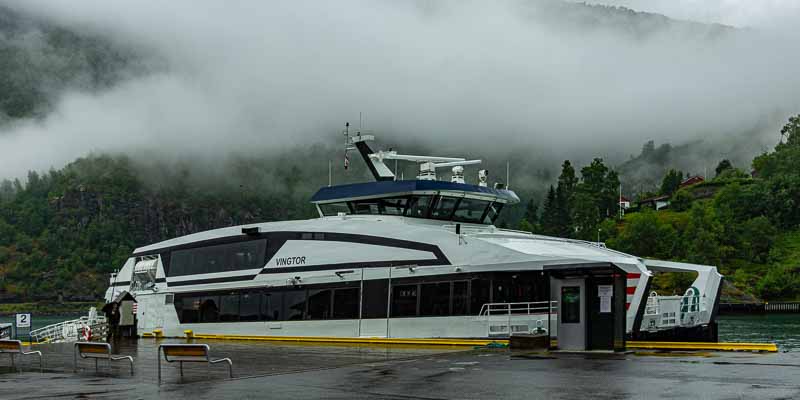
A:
29 307 108 343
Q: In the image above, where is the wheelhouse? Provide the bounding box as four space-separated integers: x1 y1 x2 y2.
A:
311 180 520 225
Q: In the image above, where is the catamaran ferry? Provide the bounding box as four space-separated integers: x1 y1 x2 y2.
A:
104 128 722 350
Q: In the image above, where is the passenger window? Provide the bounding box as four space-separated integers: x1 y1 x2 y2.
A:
430 197 460 220
240 292 261 321
199 296 220 323
452 281 469 315
419 282 450 316
283 290 307 320
307 289 332 320
219 293 240 322
333 288 360 319
391 284 418 317
453 198 490 224
262 292 282 321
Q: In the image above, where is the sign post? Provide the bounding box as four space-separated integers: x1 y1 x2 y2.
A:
15 313 32 342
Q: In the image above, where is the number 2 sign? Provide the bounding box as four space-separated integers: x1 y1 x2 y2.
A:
16 313 31 328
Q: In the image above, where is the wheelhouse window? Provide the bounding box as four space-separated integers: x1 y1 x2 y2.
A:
350 196 410 216
169 239 267 277
406 195 432 218
483 202 504 224
319 202 350 216
430 196 460 220
453 198 490 224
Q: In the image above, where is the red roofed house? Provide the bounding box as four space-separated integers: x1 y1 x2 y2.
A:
679 175 704 188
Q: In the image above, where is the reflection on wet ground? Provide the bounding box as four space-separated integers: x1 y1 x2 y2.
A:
1 339 799 399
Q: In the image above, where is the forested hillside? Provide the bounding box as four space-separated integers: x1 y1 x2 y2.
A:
518 116 800 301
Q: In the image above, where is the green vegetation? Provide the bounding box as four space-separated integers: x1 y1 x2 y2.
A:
0 301 102 316
521 115 800 301
0 154 319 301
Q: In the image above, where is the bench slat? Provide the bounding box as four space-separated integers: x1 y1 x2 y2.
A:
163 347 207 357
0 340 21 351
77 344 109 354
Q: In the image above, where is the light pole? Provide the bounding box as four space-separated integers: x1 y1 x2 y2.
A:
597 228 602 245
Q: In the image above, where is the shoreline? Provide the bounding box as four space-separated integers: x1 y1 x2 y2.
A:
0 301 102 317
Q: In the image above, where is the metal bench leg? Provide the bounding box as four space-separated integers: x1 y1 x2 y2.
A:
180 361 183 378
157 353 161 386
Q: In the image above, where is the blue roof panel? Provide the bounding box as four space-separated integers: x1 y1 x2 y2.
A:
310 180 520 203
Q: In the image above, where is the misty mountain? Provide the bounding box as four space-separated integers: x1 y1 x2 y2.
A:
0 5 147 124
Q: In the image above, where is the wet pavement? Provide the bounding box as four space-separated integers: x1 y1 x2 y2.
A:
1 339 799 399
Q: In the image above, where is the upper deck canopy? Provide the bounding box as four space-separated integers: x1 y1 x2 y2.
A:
310 180 520 204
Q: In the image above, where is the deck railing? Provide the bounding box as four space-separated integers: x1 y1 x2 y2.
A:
478 301 557 316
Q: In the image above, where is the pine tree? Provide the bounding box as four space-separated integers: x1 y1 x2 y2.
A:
540 185 558 235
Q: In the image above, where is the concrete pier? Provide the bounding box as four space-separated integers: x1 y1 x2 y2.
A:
1 339 799 399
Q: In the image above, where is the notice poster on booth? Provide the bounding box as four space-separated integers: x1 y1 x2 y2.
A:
598 285 613 313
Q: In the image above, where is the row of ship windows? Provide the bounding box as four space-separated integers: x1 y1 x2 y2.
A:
173 273 548 323
318 195 504 225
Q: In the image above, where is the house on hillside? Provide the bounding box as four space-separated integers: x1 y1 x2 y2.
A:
679 175 704 188
619 195 632 210
638 194 671 211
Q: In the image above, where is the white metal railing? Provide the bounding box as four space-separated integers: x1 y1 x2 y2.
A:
478 301 558 316
641 290 708 331
478 301 557 337
29 308 107 343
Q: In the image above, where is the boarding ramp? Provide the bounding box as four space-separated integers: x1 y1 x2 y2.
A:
640 260 723 333
30 308 108 344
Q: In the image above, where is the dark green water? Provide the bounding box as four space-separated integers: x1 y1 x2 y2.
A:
718 314 800 352
3 314 798 351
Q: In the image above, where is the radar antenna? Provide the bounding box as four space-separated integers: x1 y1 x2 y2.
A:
341 123 482 183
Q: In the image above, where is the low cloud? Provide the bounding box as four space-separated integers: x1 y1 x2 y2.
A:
1 0 799 181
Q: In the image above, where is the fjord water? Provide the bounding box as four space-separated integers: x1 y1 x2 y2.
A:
2 314 798 351
718 314 800 352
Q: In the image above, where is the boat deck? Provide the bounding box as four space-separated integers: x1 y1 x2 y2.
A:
1 338 798 399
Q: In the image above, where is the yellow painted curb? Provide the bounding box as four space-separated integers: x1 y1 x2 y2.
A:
627 341 777 352
190 333 509 347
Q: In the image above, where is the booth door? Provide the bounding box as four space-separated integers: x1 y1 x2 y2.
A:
557 279 586 350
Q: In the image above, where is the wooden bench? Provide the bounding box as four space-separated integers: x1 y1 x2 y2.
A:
0 339 42 372
74 342 134 376
157 344 232 385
